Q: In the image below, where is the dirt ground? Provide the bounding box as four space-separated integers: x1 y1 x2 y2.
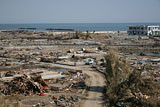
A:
80 66 106 107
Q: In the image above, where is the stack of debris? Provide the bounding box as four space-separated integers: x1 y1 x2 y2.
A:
40 57 56 63
5 71 16 77
52 95 80 107
1 75 49 95
71 81 86 89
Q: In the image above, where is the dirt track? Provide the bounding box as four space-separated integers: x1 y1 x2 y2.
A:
49 63 106 107
82 67 106 107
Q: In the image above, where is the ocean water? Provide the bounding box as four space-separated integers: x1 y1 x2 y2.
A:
0 23 160 32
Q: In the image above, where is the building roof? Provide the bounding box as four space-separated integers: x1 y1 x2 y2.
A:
152 29 160 32
128 25 159 27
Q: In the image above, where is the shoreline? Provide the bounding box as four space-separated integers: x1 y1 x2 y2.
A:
0 29 127 34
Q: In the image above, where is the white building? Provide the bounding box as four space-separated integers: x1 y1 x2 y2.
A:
128 25 160 36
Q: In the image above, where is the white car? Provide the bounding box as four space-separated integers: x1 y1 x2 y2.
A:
85 58 94 65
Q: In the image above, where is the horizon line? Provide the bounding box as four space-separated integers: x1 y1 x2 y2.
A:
0 22 160 24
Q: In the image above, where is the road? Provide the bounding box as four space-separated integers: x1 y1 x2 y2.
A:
48 63 106 107
81 67 106 107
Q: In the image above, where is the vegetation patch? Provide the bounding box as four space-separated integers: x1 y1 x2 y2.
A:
104 48 160 107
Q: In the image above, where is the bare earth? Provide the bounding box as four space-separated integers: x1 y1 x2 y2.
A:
82 67 106 107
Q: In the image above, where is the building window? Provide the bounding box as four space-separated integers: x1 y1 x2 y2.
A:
145 27 147 30
141 32 144 35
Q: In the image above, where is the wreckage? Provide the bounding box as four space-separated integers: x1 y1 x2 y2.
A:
1 75 49 95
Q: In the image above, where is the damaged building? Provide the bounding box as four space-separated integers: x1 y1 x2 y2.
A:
128 25 160 36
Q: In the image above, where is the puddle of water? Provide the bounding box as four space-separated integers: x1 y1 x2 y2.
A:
145 53 160 57
49 68 68 72
29 67 68 72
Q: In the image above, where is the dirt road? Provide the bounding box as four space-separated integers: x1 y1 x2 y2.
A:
80 66 106 107
48 63 106 107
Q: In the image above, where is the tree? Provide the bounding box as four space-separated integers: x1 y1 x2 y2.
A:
85 30 90 40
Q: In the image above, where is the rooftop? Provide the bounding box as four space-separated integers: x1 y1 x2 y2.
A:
128 25 159 27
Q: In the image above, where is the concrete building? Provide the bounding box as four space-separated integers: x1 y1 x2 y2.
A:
128 25 160 36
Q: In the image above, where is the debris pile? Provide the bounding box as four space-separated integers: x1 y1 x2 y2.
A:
71 81 86 89
40 57 55 63
52 95 80 107
5 71 16 77
1 75 49 95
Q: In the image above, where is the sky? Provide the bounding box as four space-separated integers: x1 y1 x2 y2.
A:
0 0 160 23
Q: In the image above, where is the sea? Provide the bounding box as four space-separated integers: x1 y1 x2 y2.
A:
0 23 160 32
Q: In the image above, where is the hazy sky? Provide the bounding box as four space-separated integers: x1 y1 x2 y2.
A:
0 0 160 23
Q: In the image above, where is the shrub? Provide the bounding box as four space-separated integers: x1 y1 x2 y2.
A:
104 48 160 106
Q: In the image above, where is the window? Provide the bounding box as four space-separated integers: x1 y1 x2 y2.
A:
141 32 144 35
145 27 147 30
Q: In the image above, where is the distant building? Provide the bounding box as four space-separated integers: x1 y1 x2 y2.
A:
128 25 160 36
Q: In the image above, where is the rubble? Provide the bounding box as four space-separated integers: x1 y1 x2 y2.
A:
0 29 160 106
52 95 80 107
5 71 16 77
1 75 49 95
